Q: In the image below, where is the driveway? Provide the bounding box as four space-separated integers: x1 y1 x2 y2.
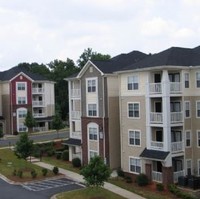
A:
0 177 83 199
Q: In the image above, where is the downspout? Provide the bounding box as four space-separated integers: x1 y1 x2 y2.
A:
102 75 106 164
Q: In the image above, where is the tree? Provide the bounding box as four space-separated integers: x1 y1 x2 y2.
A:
80 156 111 187
77 48 111 68
24 111 36 133
14 133 34 160
52 112 63 138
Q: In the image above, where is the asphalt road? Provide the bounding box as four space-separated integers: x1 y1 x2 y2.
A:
0 130 69 147
0 177 83 199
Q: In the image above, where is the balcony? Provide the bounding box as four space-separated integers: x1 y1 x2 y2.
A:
150 141 164 150
71 111 81 120
171 141 184 152
174 170 184 183
170 112 183 123
32 101 44 107
149 83 162 94
150 112 163 123
33 127 47 132
33 113 45 118
71 89 80 98
32 88 44 94
152 171 162 182
170 82 182 93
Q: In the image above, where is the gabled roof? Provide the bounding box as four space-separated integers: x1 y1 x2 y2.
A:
122 46 200 71
0 66 49 81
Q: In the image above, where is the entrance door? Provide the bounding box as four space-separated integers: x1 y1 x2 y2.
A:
154 74 161 83
155 102 162 112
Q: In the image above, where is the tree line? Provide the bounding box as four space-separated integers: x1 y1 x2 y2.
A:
16 48 111 120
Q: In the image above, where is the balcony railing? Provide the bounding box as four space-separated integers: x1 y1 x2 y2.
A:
33 127 46 132
71 131 81 139
149 83 162 94
170 82 182 93
32 88 44 93
33 113 45 117
32 101 44 106
174 170 184 183
170 112 183 123
171 141 184 152
71 89 80 98
150 112 163 123
150 141 164 149
152 171 162 182
71 111 81 119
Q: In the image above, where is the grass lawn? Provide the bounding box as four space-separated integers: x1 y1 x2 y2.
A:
42 156 80 173
0 148 55 182
56 187 126 199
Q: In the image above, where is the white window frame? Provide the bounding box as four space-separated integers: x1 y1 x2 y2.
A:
18 109 27 118
196 101 200 118
196 72 200 88
184 73 189 88
17 96 27 104
128 102 140 119
89 150 98 160
129 157 141 174
89 127 98 141
184 101 191 118
87 103 97 117
185 130 191 148
128 130 141 147
186 159 192 176
197 130 200 148
86 78 97 93
127 75 139 90
17 82 26 91
18 123 27 132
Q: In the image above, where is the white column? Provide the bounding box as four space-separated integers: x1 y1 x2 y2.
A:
162 70 171 152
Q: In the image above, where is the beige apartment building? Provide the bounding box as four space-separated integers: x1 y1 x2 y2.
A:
118 46 200 185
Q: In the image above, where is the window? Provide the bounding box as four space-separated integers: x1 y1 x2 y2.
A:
184 73 189 88
170 101 181 112
88 104 97 116
87 79 96 92
18 123 27 132
185 101 190 118
196 101 200 117
197 131 200 147
129 130 140 146
18 109 27 118
89 150 98 159
127 75 139 90
17 97 26 104
128 103 140 118
186 159 192 176
89 127 98 140
186 131 191 147
130 157 141 174
169 73 180 82
196 72 200 88
17 82 26 90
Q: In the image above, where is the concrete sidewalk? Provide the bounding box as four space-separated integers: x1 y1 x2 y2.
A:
34 162 145 199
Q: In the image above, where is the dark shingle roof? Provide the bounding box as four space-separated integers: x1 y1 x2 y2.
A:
92 51 148 73
0 66 48 81
122 46 200 71
140 148 170 160
62 138 81 146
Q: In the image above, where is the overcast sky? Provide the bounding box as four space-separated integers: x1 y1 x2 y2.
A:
0 0 200 70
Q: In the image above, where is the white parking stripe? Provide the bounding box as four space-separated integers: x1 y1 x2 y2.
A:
22 178 76 192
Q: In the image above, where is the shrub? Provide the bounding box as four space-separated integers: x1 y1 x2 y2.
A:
42 168 48 176
17 169 23 178
72 157 81 167
61 150 69 161
12 169 17 176
136 173 149 186
117 168 125 177
31 169 37 178
125 176 132 183
156 183 164 191
47 149 55 157
52 166 59 175
56 153 62 159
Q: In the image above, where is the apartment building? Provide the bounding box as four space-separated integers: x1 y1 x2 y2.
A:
0 66 55 135
118 46 200 185
65 51 147 169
